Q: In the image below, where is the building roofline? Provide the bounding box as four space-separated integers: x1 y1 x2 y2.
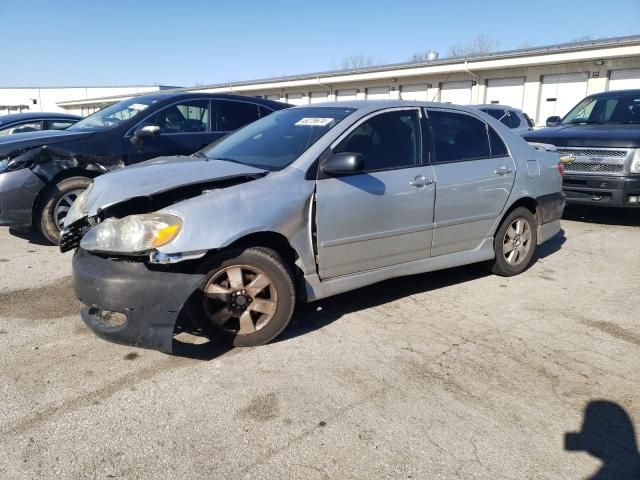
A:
0 84 179 90
184 35 640 91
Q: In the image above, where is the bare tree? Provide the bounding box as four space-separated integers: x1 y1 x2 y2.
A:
447 34 499 58
409 50 434 63
571 34 594 42
340 54 377 70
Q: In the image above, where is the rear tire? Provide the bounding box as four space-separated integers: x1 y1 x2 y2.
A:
490 207 538 277
37 176 91 245
192 247 296 347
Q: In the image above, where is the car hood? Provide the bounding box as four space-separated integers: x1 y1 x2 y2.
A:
83 155 269 216
524 124 640 148
0 129 95 154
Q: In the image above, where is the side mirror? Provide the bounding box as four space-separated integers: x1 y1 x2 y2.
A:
130 124 160 147
546 116 562 127
321 152 365 176
134 124 160 138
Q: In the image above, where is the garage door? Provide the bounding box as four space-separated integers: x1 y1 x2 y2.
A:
366 87 390 100
310 91 329 103
266 94 281 102
286 93 306 105
440 81 473 104
609 69 640 91
336 89 358 101
486 77 525 109
539 73 588 123
400 84 429 101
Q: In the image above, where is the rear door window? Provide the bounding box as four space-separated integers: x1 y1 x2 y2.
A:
214 101 261 132
428 110 491 162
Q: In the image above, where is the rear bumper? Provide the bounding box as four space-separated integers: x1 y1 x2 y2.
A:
535 192 565 245
72 248 204 353
0 168 45 226
562 175 640 207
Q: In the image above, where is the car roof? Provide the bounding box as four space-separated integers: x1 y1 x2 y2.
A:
123 91 291 110
589 88 640 98
290 100 483 114
473 104 523 112
0 111 81 126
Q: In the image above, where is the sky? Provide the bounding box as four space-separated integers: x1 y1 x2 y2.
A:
1 0 638 87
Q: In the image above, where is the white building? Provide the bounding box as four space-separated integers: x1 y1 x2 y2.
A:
0 85 177 116
189 35 640 126
4 35 640 125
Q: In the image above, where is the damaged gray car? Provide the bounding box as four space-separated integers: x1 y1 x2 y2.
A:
63 101 565 353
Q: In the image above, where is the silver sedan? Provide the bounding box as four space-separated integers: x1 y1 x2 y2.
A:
63 101 565 352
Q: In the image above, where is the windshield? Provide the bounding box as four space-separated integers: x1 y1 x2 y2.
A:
562 93 640 125
200 107 355 171
68 96 161 131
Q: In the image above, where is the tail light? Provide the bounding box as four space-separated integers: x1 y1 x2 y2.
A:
557 161 565 176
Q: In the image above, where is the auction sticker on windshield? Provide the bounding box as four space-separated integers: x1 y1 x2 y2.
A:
295 118 334 127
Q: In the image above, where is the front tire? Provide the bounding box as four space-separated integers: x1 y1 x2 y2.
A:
193 247 296 347
37 176 91 245
490 207 537 277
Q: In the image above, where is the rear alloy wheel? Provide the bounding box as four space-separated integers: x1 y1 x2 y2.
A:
37 176 92 245
490 207 537 277
196 247 295 347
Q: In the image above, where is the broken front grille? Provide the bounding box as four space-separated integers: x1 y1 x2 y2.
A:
564 163 624 174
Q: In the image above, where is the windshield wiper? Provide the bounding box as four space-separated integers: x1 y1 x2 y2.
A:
207 156 247 165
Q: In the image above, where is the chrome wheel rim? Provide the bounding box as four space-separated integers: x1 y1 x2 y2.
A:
54 189 84 229
203 265 278 335
503 218 532 266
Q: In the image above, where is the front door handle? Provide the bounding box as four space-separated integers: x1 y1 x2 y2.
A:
495 166 513 175
409 175 434 187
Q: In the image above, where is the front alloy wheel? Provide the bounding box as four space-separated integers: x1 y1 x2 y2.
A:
196 247 295 347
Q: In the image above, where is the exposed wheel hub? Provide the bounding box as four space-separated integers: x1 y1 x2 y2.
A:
230 290 252 311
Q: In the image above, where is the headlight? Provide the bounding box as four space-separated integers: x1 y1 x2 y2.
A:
63 189 87 227
631 149 640 174
80 213 182 254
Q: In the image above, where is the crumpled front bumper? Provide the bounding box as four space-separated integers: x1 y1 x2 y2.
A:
0 168 45 226
72 248 205 353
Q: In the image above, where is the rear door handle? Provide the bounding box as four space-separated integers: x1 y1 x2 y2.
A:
495 166 513 175
409 175 434 187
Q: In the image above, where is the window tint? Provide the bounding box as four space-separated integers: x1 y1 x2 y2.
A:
259 106 274 118
523 113 535 128
489 127 508 156
481 108 520 129
428 110 490 162
334 110 422 171
509 111 521 128
146 100 209 134
0 121 42 135
49 120 76 130
215 101 261 131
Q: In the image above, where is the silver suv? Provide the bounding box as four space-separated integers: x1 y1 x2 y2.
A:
63 101 565 352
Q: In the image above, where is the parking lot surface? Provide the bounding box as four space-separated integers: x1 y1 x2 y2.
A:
0 208 639 479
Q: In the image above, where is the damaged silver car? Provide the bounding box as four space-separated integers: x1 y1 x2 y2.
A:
63 101 565 353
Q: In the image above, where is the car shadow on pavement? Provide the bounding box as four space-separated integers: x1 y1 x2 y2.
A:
279 231 566 343
565 400 640 479
563 206 640 227
278 266 485 344
8 226 51 246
